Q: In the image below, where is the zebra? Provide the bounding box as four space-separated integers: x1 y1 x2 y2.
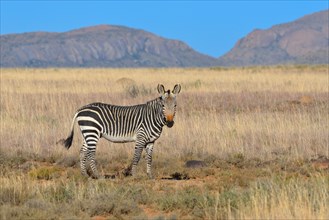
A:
61 84 181 179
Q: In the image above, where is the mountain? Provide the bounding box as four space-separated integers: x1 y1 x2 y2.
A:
1 10 328 68
218 10 329 66
0 25 217 67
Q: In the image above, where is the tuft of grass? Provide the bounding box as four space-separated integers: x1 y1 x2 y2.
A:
28 166 63 180
226 152 245 168
80 185 148 217
156 187 204 214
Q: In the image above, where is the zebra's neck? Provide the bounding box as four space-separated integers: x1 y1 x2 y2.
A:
146 97 166 127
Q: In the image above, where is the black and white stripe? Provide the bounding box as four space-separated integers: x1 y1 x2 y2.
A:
62 84 181 179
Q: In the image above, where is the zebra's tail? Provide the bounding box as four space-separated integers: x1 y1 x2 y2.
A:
61 113 78 150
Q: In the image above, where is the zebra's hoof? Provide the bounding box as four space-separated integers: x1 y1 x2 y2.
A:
90 173 101 179
122 167 133 177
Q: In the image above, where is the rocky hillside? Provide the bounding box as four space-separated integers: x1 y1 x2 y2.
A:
0 25 217 67
218 10 329 66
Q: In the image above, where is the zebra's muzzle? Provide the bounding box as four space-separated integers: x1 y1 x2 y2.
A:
166 120 174 128
164 114 174 128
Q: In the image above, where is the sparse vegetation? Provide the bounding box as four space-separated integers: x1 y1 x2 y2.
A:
0 66 328 219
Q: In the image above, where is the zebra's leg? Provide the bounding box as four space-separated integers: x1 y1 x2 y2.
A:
87 149 100 179
145 143 154 179
131 144 144 177
83 133 101 179
80 142 89 177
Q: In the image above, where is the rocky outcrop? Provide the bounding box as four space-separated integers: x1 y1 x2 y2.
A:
218 10 329 66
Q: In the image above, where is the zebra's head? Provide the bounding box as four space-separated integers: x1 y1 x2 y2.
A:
157 84 181 128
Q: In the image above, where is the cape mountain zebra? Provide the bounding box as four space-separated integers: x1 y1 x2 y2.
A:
61 84 181 179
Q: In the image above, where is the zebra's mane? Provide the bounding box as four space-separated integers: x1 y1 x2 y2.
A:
146 97 162 105
78 97 162 110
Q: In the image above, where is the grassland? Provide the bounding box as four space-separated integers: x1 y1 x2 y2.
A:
0 65 328 219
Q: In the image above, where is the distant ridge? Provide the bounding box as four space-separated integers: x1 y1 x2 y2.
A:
1 10 328 68
218 10 329 66
0 25 217 67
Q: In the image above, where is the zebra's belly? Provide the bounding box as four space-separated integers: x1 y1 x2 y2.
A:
102 133 136 143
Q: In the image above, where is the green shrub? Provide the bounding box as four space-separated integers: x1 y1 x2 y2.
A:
28 166 62 180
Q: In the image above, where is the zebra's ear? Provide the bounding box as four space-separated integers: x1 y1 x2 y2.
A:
157 84 165 94
172 84 181 95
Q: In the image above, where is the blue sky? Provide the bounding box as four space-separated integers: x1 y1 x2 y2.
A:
1 1 328 57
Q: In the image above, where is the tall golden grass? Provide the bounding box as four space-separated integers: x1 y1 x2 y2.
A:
1 66 328 159
0 65 328 219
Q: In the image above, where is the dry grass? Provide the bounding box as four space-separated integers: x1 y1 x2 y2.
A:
0 65 328 219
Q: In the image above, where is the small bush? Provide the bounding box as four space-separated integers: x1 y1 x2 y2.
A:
227 153 245 168
28 166 62 180
124 84 152 98
83 190 141 217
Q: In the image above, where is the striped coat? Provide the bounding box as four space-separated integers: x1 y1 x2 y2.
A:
61 84 181 179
